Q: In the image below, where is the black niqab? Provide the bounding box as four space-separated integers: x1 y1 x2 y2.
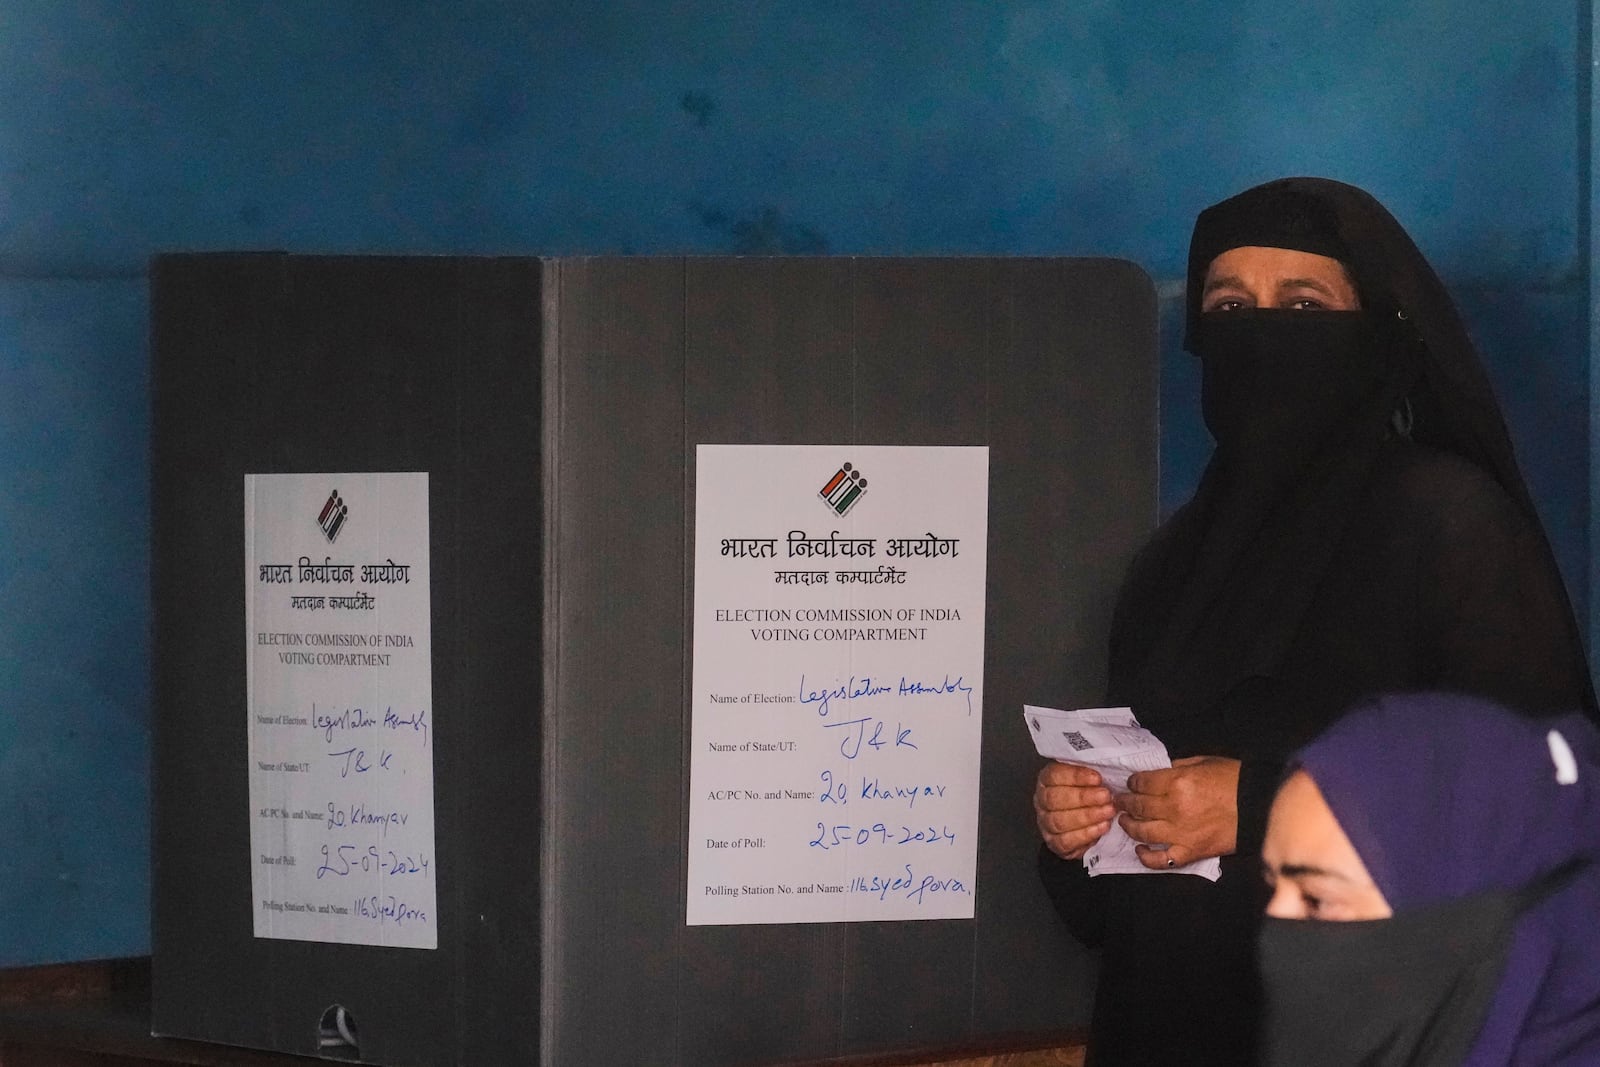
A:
1185 179 1545 513
1109 177 1596 737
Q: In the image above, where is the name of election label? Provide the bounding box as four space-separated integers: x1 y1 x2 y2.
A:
245 472 436 948
687 445 990 924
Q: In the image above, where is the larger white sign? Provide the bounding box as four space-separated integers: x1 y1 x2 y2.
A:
687 445 990 924
245 472 436 948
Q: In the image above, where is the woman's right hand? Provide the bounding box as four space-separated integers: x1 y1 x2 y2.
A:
1034 762 1116 860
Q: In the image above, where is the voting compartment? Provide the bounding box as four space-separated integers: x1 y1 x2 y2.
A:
151 255 1157 1065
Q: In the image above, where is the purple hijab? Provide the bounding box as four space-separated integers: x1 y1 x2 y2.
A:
1292 693 1600 1065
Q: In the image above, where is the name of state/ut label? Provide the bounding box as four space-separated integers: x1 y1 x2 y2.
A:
706 740 797 752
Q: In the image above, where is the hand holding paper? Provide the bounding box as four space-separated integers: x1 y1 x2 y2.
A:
1034 761 1115 860
1025 705 1222 881
1117 756 1240 872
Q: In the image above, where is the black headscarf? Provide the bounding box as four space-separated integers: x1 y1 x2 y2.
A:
1184 179 1545 508
1108 177 1595 737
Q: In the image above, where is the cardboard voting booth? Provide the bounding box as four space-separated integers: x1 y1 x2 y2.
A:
151 255 1157 1065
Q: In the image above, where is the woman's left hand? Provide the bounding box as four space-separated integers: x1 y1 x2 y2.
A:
1116 755 1240 869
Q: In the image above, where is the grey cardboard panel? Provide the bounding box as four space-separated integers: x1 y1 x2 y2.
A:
154 254 1153 1066
153 255 541 1066
448 258 543 1067
543 258 1156 1065
684 257 857 446
152 253 271 1047
969 258 1157 1028
680 259 860 1066
541 258 693 1064
836 259 1001 1051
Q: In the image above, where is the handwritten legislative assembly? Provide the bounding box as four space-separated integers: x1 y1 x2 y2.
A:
246 472 436 948
688 445 990 924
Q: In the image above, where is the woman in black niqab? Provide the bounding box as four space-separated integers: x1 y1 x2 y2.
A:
1038 177 1595 1066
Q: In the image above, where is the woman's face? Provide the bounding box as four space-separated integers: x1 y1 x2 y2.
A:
1262 770 1392 921
1201 246 1361 313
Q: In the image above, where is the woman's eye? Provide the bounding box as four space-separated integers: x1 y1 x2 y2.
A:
1301 893 1322 917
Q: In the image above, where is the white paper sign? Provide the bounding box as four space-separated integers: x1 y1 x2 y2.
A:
687 445 989 924
245 473 437 948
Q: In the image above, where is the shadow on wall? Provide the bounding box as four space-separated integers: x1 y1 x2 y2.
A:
688 201 830 255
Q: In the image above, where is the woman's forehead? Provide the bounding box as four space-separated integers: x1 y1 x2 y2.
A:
1265 770 1364 873
1203 246 1354 285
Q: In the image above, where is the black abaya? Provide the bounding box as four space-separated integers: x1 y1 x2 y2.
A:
1039 178 1595 1066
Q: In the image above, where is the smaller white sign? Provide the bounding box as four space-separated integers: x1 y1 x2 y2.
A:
246 472 437 948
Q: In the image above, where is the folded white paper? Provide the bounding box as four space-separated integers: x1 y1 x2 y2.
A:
1025 705 1221 882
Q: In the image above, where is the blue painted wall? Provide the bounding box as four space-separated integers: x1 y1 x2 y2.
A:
0 2 1587 965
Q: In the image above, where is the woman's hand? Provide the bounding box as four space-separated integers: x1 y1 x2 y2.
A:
1035 762 1117 860
1116 755 1240 869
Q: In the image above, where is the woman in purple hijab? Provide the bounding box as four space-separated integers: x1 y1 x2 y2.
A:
1261 692 1600 1065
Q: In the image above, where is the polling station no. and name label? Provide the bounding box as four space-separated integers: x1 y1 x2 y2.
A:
246 473 436 948
687 445 990 924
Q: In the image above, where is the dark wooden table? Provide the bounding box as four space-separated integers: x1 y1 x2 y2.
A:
0 961 1085 1067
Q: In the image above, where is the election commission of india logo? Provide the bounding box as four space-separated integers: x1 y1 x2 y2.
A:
818 461 868 516
317 489 349 543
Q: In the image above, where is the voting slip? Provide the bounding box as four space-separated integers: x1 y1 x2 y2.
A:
1025 705 1222 881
